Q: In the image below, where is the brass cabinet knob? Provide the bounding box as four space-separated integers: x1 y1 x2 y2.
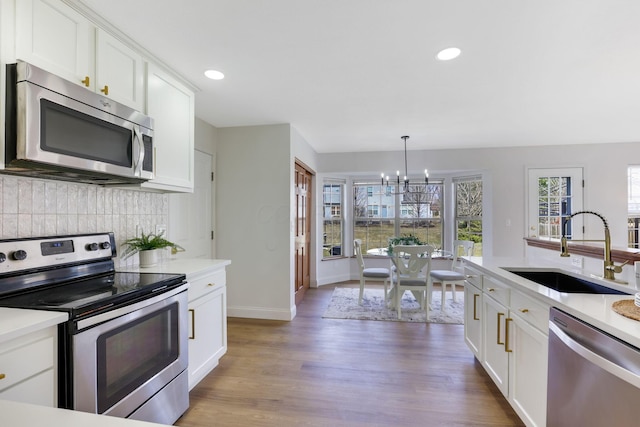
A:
520 308 529 313
81 76 90 87
100 85 109 95
0 373 5 380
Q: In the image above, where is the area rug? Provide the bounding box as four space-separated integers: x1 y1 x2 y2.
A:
322 287 464 324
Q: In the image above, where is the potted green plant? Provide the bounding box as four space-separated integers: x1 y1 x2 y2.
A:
387 234 427 256
121 231 184 267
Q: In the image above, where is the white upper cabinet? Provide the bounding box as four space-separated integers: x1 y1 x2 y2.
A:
94 29 144 110
144 63 194 193
15 0 144 110
15 0 92 85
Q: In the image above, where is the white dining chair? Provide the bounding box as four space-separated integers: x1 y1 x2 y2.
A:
354 239 391 305
391 244 434 320
429 240 474 312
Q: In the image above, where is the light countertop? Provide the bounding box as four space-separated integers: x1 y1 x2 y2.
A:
464 256 640 349
0 400 171 427
0 307 67 344
118 258 231 277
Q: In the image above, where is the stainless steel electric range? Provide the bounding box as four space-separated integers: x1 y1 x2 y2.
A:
0 232 189 425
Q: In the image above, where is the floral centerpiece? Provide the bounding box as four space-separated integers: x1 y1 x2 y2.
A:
121 231 184 267
387 234 427 255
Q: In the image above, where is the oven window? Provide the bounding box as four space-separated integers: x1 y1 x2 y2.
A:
41 99 132 167
96 303 179 413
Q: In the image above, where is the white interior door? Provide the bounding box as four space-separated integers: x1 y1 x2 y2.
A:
527 168 583 239
169 150 213 258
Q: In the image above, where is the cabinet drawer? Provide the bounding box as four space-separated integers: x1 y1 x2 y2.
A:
0 333 55 393
463 265 483 289
188 269 226 301
483 275 510 306
510 290 550 333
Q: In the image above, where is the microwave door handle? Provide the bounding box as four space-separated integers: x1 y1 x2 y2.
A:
133 126 144 177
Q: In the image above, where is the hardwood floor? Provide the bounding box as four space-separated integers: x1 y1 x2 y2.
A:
176 283 525 427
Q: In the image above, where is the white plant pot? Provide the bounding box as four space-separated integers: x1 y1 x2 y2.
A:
139 249 160 267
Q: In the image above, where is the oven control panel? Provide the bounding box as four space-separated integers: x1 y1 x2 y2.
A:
0 232 116 274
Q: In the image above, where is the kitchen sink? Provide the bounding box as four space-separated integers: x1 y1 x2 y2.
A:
502 269 631 295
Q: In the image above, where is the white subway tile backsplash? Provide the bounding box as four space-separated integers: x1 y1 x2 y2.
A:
1 176 169 264
56 183 68 214
32 180 45 214
3 176 18 214
18 179 32 213
3 214 18 238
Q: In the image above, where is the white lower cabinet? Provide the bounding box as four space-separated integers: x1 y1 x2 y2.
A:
509 310 548 427
187 267 227 390
0 326 57 406
463 266 483 359
464 262 549 427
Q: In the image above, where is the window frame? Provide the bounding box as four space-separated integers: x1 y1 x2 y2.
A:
322 180 345 259
352 178 444 254
454 175 483 256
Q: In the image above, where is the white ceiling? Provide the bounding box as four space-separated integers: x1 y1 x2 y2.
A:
78 0 640 153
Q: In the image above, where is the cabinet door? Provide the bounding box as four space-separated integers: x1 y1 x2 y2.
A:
508 313 548 427
188 285 227 389
482 295 509 396
464 283 482 359
96 29 144 110
144 63 194 192
16 0 92 86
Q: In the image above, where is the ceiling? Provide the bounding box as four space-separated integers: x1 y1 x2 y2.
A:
78 0 640 153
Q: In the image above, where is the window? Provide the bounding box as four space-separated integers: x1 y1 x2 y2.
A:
353 180 443 253
454 176 483 255
323 181 344 258
628 166 640 248
528 168 583 240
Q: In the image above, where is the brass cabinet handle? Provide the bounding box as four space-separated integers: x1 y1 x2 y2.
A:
505 318 513 353
188 308 195 339
0 373 5 380
208 283 214 287
100 85 109 95
473 294 480 320
465 274 478 278
520 308 529 313
487 288 495 292
81 76 90 86
497 312 505 345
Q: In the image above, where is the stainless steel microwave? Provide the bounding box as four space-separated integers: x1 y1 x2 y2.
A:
4 61 154 184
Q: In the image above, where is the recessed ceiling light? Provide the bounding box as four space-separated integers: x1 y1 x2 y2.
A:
436 47 461 61
204 69 225 80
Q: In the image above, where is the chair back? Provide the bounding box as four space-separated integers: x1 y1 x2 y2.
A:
354 239 365 271
451 240 474 272
392 244 434 279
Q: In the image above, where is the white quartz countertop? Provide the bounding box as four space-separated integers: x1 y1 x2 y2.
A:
0 307 68 344
464 256 640 349
0 400 171 427
118 258 231 277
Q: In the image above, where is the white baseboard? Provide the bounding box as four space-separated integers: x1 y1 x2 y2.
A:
227 304 296 321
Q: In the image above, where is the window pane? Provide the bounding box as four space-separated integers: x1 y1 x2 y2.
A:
628 166 640 248
322 182 344 258
354 180 443 252
454 178 482 255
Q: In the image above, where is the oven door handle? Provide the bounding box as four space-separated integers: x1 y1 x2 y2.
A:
77 282 189 330
549 321 640 389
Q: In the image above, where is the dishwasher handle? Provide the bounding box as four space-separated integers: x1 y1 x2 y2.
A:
549 321 640 389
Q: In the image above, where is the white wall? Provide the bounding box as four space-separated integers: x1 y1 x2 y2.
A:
217 124 294 320
316 141 639 283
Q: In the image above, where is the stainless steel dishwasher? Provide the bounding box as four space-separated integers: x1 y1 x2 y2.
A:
547 307 640 427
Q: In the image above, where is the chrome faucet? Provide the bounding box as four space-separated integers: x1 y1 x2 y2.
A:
560 210 627 283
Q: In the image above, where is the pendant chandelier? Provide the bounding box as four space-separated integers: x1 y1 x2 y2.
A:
380 135 429 198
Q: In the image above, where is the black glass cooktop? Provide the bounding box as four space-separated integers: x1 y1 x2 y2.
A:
0 271 186 318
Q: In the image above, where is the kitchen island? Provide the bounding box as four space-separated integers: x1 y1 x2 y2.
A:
463 256 640 427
